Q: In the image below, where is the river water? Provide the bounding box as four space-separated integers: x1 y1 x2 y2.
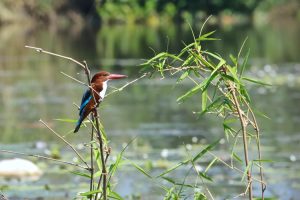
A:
0 20 300 199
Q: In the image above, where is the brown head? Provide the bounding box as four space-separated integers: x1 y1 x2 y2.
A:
91 71 127 83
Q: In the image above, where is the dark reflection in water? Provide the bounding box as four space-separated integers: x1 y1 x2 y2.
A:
0 20 300 199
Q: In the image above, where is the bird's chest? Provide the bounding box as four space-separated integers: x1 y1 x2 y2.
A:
93 81 108 101
99 81 107 99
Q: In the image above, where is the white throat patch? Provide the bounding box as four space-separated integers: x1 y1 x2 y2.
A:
99 81 108 99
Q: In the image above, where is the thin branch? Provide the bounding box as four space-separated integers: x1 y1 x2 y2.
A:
242 98 266 199
229 86 252 200
25 45 86 69
94 148 110 200
39 119 90 169
105 72 149 97
90 116 95 200
60 71 88 86
0 150 89 170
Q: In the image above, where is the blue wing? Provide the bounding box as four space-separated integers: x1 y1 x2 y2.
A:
74 89 92 133
79 89 92 116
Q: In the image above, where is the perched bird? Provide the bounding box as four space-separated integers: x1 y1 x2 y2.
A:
74 71 127 133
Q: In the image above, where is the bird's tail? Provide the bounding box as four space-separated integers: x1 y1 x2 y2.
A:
74 116 83 133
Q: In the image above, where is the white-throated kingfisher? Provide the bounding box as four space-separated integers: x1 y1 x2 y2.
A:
74 71 127 133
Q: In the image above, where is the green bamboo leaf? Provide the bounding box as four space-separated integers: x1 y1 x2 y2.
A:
177 70 190 83
253 159 273 162
157 160 189 178
198 172 213 182
143 52 167 65
165 53 183 62
229 54 237 66
108 190 124 200
204 158 218 173
232 152 243 163
128 160 152 179
181 55 195 66
226 65 240 83
201 58 225 90
198 37 220 41
70 171 91 178
240 85 251 103
239 48 250 77
242 77 272 86
178 42 195 58
221 74 235 82
223 122 237 139
176 83 203 103
198 30 216 40
201 90 208 111
198 96 223 116
192 139 220 162
93 148 102 170
241 161 253 182
194 192 208 200
99 122 107 143
253 109 271 119
161 176 176 184
190 51 214 69
202 51 223 62
93 170 102 178
80 189 101 196
109 138 135 177
54 118 77 123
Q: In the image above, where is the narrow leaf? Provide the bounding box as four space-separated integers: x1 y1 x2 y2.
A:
198 172 213 181
157 160 189 178
192 139 220 162
232 152 243 163
204 157 218 173
198 30 216 40
54 118 77 123
128 160 152 179
241 161 253 182
70 171 91 178
108 190 124 200
201 90 208 111
239 48 250 77
242 77 272 86
177 70 190 83
80 189 101 196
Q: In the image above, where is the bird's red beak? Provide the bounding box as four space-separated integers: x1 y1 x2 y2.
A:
107 74 127 80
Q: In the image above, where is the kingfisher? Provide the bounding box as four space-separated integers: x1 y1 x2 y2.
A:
74 71 127 133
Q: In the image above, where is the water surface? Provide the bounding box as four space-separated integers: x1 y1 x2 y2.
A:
0 20 300 199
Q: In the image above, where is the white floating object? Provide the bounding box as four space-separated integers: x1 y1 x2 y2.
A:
160 149 169 158
0 158 42 179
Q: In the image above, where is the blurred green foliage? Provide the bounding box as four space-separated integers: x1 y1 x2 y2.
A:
0 0 299 26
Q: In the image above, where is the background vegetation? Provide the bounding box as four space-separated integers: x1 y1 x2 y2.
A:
0 0 299 27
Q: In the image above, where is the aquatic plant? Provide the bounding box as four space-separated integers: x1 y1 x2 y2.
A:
141 18 269 199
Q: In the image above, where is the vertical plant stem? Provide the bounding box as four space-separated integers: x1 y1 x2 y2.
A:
95 149 110 200
93 114 107 200
254 124 265 200
82 61 107 200
90 118 95 200
246 102 266 199
240 97 265 199
230 85 252 200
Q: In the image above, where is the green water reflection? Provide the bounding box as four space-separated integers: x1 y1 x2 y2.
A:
0 20 300 199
